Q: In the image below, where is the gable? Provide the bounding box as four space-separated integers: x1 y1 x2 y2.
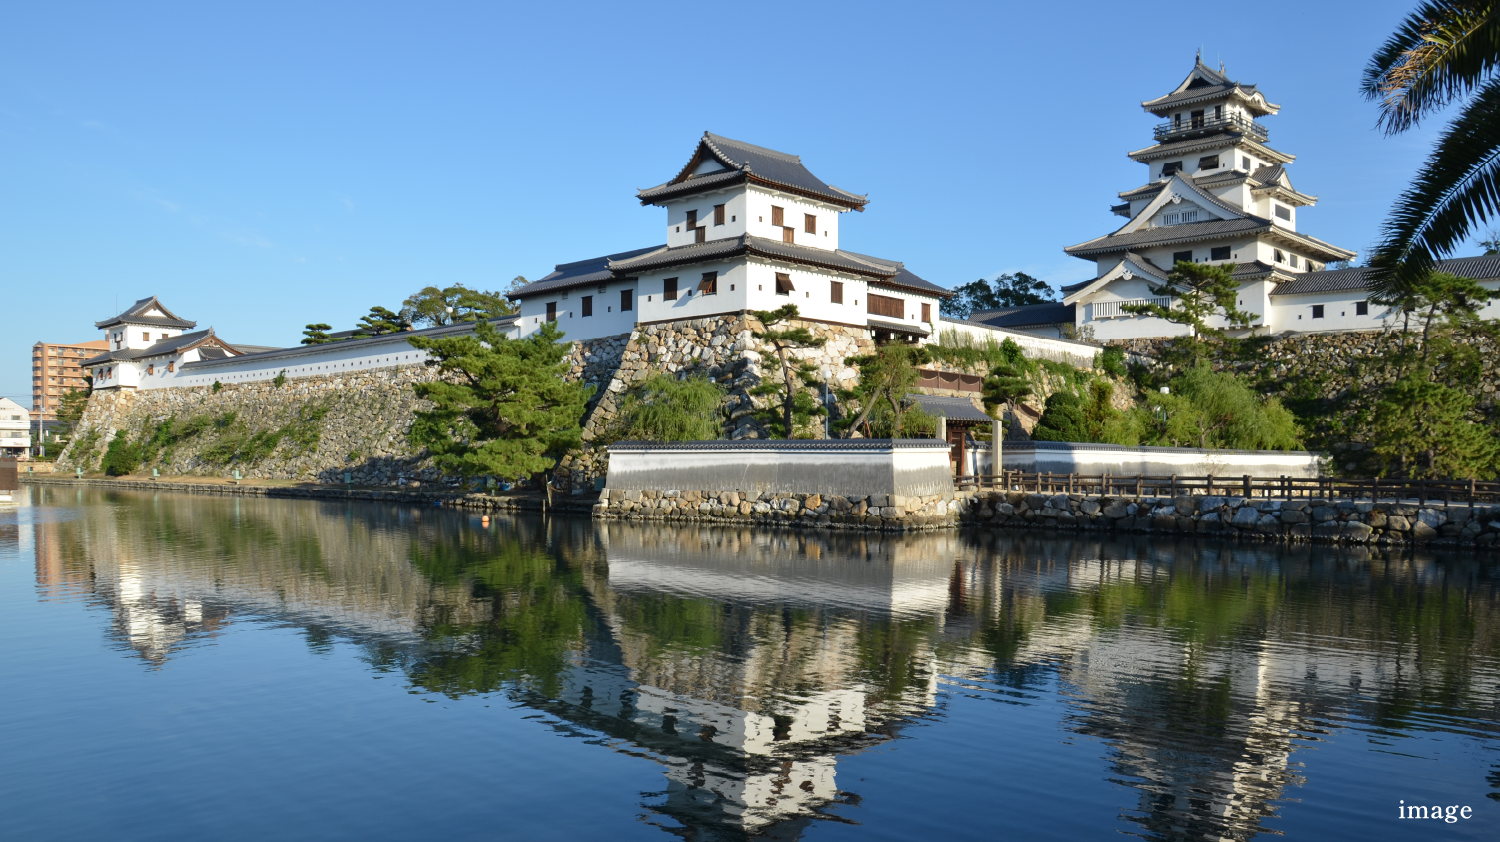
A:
1117 174 1243 236
692 158 728 176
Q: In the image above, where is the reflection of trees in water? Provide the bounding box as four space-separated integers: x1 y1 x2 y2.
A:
25 488 1500 840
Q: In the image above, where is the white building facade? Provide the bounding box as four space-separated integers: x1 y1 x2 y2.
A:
511 133 953 346
0 397 31 457
976 57 1500 340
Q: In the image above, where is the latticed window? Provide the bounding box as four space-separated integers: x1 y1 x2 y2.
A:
868 294 904 318
775 273 794 295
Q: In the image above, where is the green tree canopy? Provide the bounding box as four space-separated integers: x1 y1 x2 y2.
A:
837 342 931 438
55 383 91 428
613 374 726 442
406 319 592 481
940 272 1055 319
1362 1 1500 291
300 324 333 345
1143 364 1303 451
354 306 411 337
400 284 515 328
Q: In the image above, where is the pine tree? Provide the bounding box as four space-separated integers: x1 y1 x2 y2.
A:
406 319 592 482
1123 261 1254 363
354 306 410 337
750 305 827 438
837 343 931 438
301 324 333 345
980 340 1032 437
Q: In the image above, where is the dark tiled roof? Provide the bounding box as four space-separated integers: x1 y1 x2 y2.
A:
1141 58 1277 115
1248 164 1286 187
637 132 868 210
907 394 993 424
1233 260 1277 279
603 235 910 282
1128 133 1293 164
95 296 197 329
81 329 222 366
183 317 520 370
1270 255 1500 296
839 250 951 297
511 245 666 299
1066 218 1270 256
971 301 1076 328
867 317 931 337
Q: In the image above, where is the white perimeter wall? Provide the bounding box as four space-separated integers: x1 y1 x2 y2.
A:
935 319 1100 368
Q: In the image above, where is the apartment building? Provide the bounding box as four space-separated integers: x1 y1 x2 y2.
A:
32 339 108 422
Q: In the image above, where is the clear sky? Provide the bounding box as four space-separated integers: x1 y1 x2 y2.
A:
1 0 1479 409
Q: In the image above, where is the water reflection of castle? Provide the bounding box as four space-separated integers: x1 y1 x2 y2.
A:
24 488 1500 840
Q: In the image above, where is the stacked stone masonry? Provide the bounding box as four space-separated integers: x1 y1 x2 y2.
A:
595 488 963 531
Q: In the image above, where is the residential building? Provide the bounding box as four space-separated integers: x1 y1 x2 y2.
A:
979 56 1500 340
509 132 953 345
0 397 31 457
31 339 108 422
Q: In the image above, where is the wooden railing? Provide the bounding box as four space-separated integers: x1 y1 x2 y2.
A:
1092 296 1173 320
954 471 1500 505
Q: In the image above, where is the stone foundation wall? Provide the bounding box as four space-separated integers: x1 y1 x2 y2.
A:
594 488 963 531
958 490 1500 548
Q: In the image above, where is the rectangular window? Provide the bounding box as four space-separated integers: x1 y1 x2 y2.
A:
147 364 154 375
685 209 697 230
1274 249 1286 263
1190 109 1205 128
1311 305 1325 319
167 362 174 372
1214 104 1223 121
804 214 816 234
714 204 725 225
142 333 151 342
1161 161 1182 177
546 302 557 322
620 289 633 312
775 272 794 295
921 302 931 322
771 206 784 227
698 272 717 295
1158 209 1200 225
830 281 843 304
1211 246 1232 260
868 294 904 318
695 227 706 243
581 295 593 317
1172 250 1193 265
782 226 795 244
1242 156 1251 170
1275 205 1292 220
1289 254 1299 268
1356 300 1369 316
663 278 678 301
1197 154 1219 170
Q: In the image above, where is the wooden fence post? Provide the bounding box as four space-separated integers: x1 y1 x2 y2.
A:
1171 474 1178 497
1136 475 1143 497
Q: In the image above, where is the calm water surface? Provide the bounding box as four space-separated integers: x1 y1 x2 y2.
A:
2 486 1498 840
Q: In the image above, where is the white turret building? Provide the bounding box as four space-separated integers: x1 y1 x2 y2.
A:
509 133 953 345
977 56 1500 340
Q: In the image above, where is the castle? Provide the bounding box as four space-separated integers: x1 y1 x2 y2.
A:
980 56 1500 339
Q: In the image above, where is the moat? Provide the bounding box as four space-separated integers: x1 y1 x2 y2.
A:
2 486 1496 840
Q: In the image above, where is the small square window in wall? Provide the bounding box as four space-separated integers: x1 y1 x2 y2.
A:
664 278 678 301
830 281 843 304
1311 305 1325 319
581 295 593 317
1356 301 1369 316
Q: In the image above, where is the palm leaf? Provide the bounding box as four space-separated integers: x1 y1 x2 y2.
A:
1362 0 1500 134
1368 77 1500 293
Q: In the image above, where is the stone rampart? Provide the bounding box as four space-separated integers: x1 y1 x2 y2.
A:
959 489 1500 548
594 488 964 531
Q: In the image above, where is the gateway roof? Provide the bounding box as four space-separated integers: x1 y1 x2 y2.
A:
969 301 1077 329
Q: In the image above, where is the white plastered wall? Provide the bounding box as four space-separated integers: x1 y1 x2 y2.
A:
517 280 643 342
743 187 842 251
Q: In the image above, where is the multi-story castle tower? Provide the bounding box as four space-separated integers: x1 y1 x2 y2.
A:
1055 56 1358 340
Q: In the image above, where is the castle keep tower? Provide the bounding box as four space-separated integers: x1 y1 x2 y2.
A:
1058 56 1356 339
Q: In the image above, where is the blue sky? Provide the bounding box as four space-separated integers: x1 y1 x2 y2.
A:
1 0 1479 408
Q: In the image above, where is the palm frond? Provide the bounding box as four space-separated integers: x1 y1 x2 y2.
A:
1361 0 1500 134
1368 78 1500 294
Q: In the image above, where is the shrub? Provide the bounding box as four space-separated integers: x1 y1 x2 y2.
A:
1096 345 1128 379
101 431 141 476
615 374 726 441
1032 392 1087 442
